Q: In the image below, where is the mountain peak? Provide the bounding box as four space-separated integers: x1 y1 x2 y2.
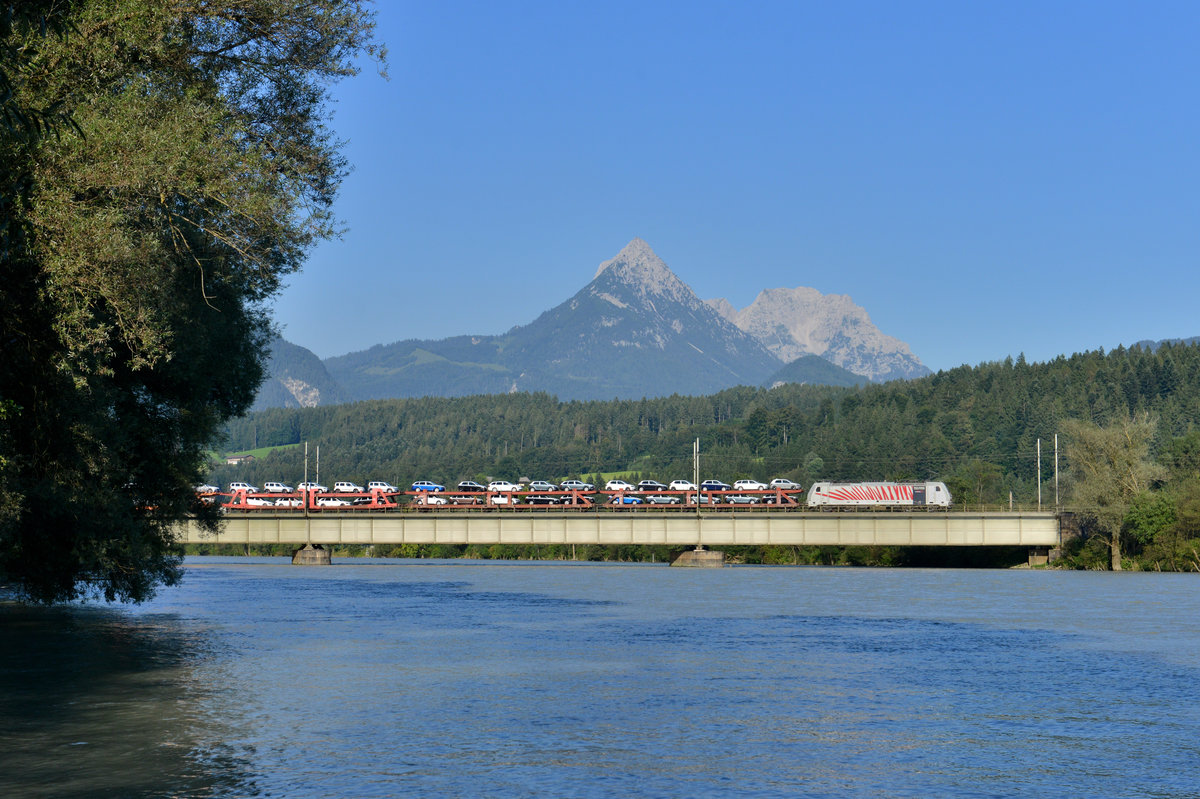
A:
591 238 698 306
594 237 665 278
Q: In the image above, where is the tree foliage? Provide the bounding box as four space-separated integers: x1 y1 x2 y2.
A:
1062 414 1165 570
218 343 1200 503
0 1 381 602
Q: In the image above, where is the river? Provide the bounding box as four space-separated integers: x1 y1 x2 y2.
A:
2 559 1198 797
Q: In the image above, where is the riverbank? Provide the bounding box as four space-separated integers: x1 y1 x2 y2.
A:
183 542 1033 568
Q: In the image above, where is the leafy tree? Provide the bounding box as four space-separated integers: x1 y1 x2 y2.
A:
946 458 1004 509
0 1 381 602
1122 491 1175 548
1063 414 1165 570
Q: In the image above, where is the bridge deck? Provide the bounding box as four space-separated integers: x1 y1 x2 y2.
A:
179 510 1060 548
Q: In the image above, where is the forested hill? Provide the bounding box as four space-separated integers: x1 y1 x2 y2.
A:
217 343 1200 503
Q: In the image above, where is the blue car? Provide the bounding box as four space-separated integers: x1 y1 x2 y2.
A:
609 494 643 505
411 480 446 492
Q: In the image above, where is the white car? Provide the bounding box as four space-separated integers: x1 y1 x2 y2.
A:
668 480 697 491
487 481 521 493
414 493 448 506
769 478 802 490
368 481 399 493
228 481 258 493
195 483 219 494
263 481 294 493
489 493 519 505
297 481 327 492
245 496 274 507
317 496 350 507
274 497 303 507
333 481 364 493
733 480 768 491
605 479 635 491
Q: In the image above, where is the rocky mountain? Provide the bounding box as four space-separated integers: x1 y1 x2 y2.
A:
259 239 926 407
495 238 785 398
250 337 345 411
706 287 930 382
325 238 785 401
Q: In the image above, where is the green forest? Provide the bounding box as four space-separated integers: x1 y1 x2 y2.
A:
213 342 1200 571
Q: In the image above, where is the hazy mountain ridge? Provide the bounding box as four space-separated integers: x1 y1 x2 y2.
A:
1132 336 1200 352
763 355 871 389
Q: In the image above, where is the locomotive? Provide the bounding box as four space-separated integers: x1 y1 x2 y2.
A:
805 481 952 508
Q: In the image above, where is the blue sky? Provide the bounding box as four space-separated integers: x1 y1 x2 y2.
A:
273 0 1200 373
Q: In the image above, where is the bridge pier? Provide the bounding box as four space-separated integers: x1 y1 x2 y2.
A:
292 543 331 565
1027 546 1050 567
670 547 725 568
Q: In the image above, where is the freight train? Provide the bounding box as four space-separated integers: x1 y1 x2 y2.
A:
207 479 953 511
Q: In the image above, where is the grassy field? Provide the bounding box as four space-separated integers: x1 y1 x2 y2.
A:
221 443 302 460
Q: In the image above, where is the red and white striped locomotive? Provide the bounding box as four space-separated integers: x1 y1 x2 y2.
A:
805 481 952 508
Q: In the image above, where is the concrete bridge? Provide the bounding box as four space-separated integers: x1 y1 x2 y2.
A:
179 509 1061 564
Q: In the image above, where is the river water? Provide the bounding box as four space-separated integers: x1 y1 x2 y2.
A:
2 559 1199 798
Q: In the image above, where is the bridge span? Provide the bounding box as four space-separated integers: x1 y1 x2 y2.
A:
179 510 1060 550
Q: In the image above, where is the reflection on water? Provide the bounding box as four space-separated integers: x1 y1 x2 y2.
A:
0 601 256 798
3 560 1200 797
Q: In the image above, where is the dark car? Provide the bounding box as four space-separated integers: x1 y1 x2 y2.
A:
700 479 731 492
457 481 486 492
637 480 667 491
525 494 560 505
